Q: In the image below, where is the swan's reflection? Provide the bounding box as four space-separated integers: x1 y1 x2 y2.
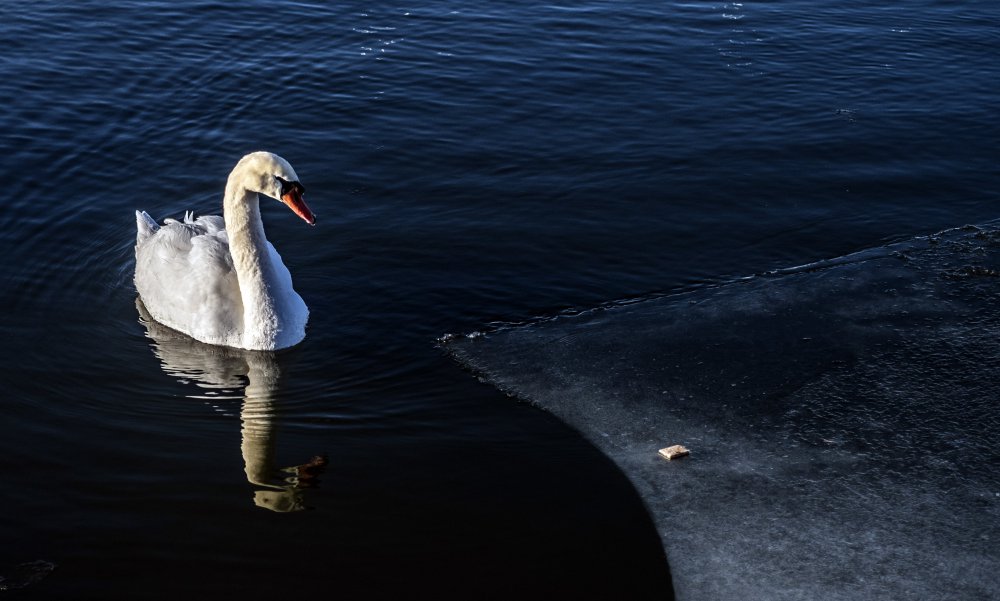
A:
137 299 326 512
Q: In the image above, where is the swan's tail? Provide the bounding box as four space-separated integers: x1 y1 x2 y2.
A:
135 210 159 245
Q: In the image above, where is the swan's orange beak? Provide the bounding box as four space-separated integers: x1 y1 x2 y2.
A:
282 188 316 226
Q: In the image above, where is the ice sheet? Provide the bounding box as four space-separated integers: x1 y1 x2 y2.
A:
444 225 1000 600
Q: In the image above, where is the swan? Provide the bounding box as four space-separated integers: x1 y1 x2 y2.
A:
134 151 315 351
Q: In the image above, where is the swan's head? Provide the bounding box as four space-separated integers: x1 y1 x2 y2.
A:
236 151 316 226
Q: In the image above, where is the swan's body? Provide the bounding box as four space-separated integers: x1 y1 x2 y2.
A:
134 152 315 351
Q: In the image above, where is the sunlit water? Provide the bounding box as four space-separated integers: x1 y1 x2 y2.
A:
1 1 997 598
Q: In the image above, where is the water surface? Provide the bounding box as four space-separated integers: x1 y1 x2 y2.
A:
1 0 997 598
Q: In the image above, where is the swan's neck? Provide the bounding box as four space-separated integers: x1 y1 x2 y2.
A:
224 185 280 348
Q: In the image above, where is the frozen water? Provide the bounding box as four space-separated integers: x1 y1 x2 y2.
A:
445 224 1000 600
0 560 56 591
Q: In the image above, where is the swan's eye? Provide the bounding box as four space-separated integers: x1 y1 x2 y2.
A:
276 176 305 196
276 176 290 195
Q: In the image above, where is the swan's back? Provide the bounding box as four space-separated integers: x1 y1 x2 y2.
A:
134 212 244 346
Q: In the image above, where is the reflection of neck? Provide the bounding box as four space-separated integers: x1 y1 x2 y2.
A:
241 352 279 487
239 353 304 513
224 184 279 350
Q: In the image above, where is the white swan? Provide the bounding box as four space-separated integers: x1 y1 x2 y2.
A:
134 151 315 351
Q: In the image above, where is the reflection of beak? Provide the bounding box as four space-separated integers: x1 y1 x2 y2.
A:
253 489 306 513
281 187 316 226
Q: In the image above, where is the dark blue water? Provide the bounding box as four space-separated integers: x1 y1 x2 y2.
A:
1 1 997 598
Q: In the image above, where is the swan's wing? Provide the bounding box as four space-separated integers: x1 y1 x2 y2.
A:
190 214 225 235
135 210 159 245
134 215 243 344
